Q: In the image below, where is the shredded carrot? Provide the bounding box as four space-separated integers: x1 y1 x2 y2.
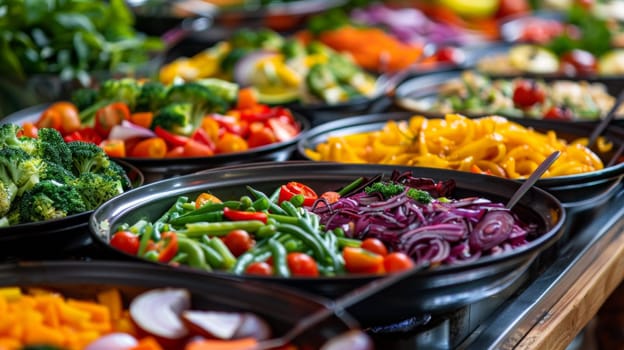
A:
318 26 425 72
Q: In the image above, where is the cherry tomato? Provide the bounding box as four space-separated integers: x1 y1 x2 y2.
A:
512 80 545 108
287 252 319 277
48 102 81 135
36 108 62 130
110 231 140 255
216 132 249 154
19 122 38 138
245 262 273 276
434 46 465 65
343 247 384 274
560 49 597 76
383 252 415 273
222 229 255 257
94 102 130 137
279 182 318 206
544 106 574 121
361 238 388 256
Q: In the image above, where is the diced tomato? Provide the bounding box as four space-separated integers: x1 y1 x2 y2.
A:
279 182 318 206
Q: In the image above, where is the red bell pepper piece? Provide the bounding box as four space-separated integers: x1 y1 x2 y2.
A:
267 117 299 142
223 207 268 224
156 231 179 263
191 127 216 150
154 126 190 147
63 127 103 144
279 182 318 206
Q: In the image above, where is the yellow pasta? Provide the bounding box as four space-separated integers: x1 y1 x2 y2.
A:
304 114 607 179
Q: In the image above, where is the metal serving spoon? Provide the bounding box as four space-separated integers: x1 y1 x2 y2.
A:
505 150 561 210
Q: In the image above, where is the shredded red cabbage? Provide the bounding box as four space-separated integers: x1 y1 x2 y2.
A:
311 171 538 266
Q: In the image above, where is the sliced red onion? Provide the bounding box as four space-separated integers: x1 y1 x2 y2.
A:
469 210 515 251
108 120 156 141
85 333 138 350
129 288 190 340
233 51 279 87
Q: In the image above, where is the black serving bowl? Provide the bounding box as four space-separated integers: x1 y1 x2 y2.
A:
298 112 624 209
2 104 310 182
89 162 565 326
393 70 624 125
0 260 358 348
0 160 143 259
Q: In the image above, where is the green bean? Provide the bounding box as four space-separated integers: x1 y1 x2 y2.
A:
199 238 225 269
207 236 237 270
177 237 210 270
269 186 281 203
253 250 272 263
171 252 188 264
269 239 290 277
256 224 277 239
181 202 197 211
156 196 188 223
144 250 159 262
296 218 340 270
181 220 265 238
247 186 287 215
333 227 345 237
337 236 362 248
232 251 256 274
251 197 270 211
289 194 305 207
169 211 224 225
137 223 154 256
267 213 299 225
276 223 327 263
338 177 364 196
280 201 300 218
239 195 253 210
127 219 148 234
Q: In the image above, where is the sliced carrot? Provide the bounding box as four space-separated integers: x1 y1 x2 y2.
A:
100 139 127 158
130 137 167 158
183 139 214 157
236 87 258 110
129 336 164 350
185 337 258 350
130 112 154 129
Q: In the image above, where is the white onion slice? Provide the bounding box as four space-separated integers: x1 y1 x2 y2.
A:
85 333 138 350
129 288 190 340
107 120 156 141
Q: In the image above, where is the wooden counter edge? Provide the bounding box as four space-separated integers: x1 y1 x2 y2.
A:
515 224 624 350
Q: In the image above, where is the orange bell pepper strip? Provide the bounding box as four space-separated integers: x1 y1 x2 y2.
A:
185 338 258 350
130 112 154 129
130 137 167 158
343 247 384 274
100 139 127 158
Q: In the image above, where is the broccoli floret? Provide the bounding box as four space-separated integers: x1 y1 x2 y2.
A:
195 78 239 103
71 87 98 111
73 172 124 210
281 39 306 60
151 103 194 136
0 181 17 217
19 180 86 223
34 128 72 169
230 28 283 50
67 141 110 176
104 160 132 190
166 82 229 115
0 124 37 154
407 188 433 204
41 162 76 185
0 148 43 197
97 78 142 110
136 81 168 112
306 64 349 104
365 181 405 199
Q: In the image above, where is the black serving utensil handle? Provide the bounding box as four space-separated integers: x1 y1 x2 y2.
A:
587 89 624 148
505 150 561 210
257 263 430 349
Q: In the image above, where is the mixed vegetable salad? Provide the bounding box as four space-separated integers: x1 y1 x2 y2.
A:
108 171 540 276
0 124 132 227
29 78 301 159
480 5 624 76
159 28 378 105
405 71 621 121
0 286 291 350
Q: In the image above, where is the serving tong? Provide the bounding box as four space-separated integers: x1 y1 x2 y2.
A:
587 90 624 167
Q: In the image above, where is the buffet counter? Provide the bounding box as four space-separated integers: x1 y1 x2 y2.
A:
462 184 624 349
